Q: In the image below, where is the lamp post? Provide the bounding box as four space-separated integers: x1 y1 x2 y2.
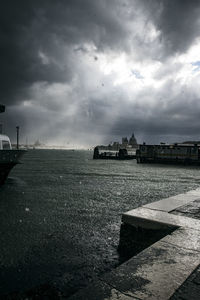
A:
0 104 5 113
16 126 19 149
0 105 5 134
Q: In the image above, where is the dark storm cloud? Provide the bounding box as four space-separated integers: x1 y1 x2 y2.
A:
0 0 128 105
0 0 71 105
1 0 200 145
1 0 200 105
150 0 200 57
111 83 200 144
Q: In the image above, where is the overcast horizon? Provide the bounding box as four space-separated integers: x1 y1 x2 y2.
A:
1 0 200 148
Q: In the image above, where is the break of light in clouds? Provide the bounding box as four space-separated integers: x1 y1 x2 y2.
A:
1 0 200 147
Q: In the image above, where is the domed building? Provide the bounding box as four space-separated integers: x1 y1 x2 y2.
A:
122 137 128 147
129 133 137 147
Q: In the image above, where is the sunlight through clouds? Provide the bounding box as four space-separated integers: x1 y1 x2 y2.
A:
1 0 200 146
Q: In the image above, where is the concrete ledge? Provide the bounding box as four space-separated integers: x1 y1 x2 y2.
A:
162 227 200 252
69 188 200 299
143 193 200 212
119 188 200 299
122 207 200 230
102 238 200 299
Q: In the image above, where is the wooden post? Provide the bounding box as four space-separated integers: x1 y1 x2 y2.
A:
16 126 19 149
0 105 5 113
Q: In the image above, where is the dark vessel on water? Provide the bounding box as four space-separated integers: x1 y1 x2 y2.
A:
0 105 26 185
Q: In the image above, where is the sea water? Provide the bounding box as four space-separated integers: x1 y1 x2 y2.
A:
1 149 200 297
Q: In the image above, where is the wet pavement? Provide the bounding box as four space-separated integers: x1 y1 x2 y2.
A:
68 188 200 299
170 199 200 299
170 265 200 300
171 198 200 220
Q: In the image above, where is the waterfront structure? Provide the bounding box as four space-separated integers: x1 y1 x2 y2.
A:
136 143 200 164
93 133 138 160
96 133 138 152
93 146 136 160
112 141 120 150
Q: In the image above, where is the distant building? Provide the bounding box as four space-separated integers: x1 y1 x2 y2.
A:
112 141 120 150
122 137 128 146
129 133 137 147
96 132 138 151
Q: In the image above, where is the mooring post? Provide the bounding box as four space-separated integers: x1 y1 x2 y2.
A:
16 126 19 149
0 105 5 134
0 104 5 113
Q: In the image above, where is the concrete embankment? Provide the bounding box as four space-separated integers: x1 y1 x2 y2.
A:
69 189 200 300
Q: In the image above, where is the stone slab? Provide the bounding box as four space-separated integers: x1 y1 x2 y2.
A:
143 194 200 213
122 207 200 230
102 240 200 300
171 198 200 220
161 228 200 252
170 265 200 300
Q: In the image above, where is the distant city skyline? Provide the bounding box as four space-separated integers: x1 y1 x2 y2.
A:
1 1 200 148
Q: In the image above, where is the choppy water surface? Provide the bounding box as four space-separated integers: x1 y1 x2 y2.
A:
1 149 200 297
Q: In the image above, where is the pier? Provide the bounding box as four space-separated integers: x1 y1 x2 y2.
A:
93 147 136 160
69 189 200 299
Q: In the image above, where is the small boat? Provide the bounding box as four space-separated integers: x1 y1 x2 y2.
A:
0 105 26 185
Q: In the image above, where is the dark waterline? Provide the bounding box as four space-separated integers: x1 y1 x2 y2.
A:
0 149 200 298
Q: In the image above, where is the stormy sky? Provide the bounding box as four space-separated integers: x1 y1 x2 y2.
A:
1 0 200 147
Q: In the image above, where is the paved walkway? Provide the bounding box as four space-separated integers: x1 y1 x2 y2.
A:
170 264 200 300
170 198 200 299
69 188 200 299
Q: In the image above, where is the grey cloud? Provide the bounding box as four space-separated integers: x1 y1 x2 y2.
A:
152 0 200 57
1 0 200 146
3 0 199 106
0 0 130 106
1 0 200 105
110 81 200 144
